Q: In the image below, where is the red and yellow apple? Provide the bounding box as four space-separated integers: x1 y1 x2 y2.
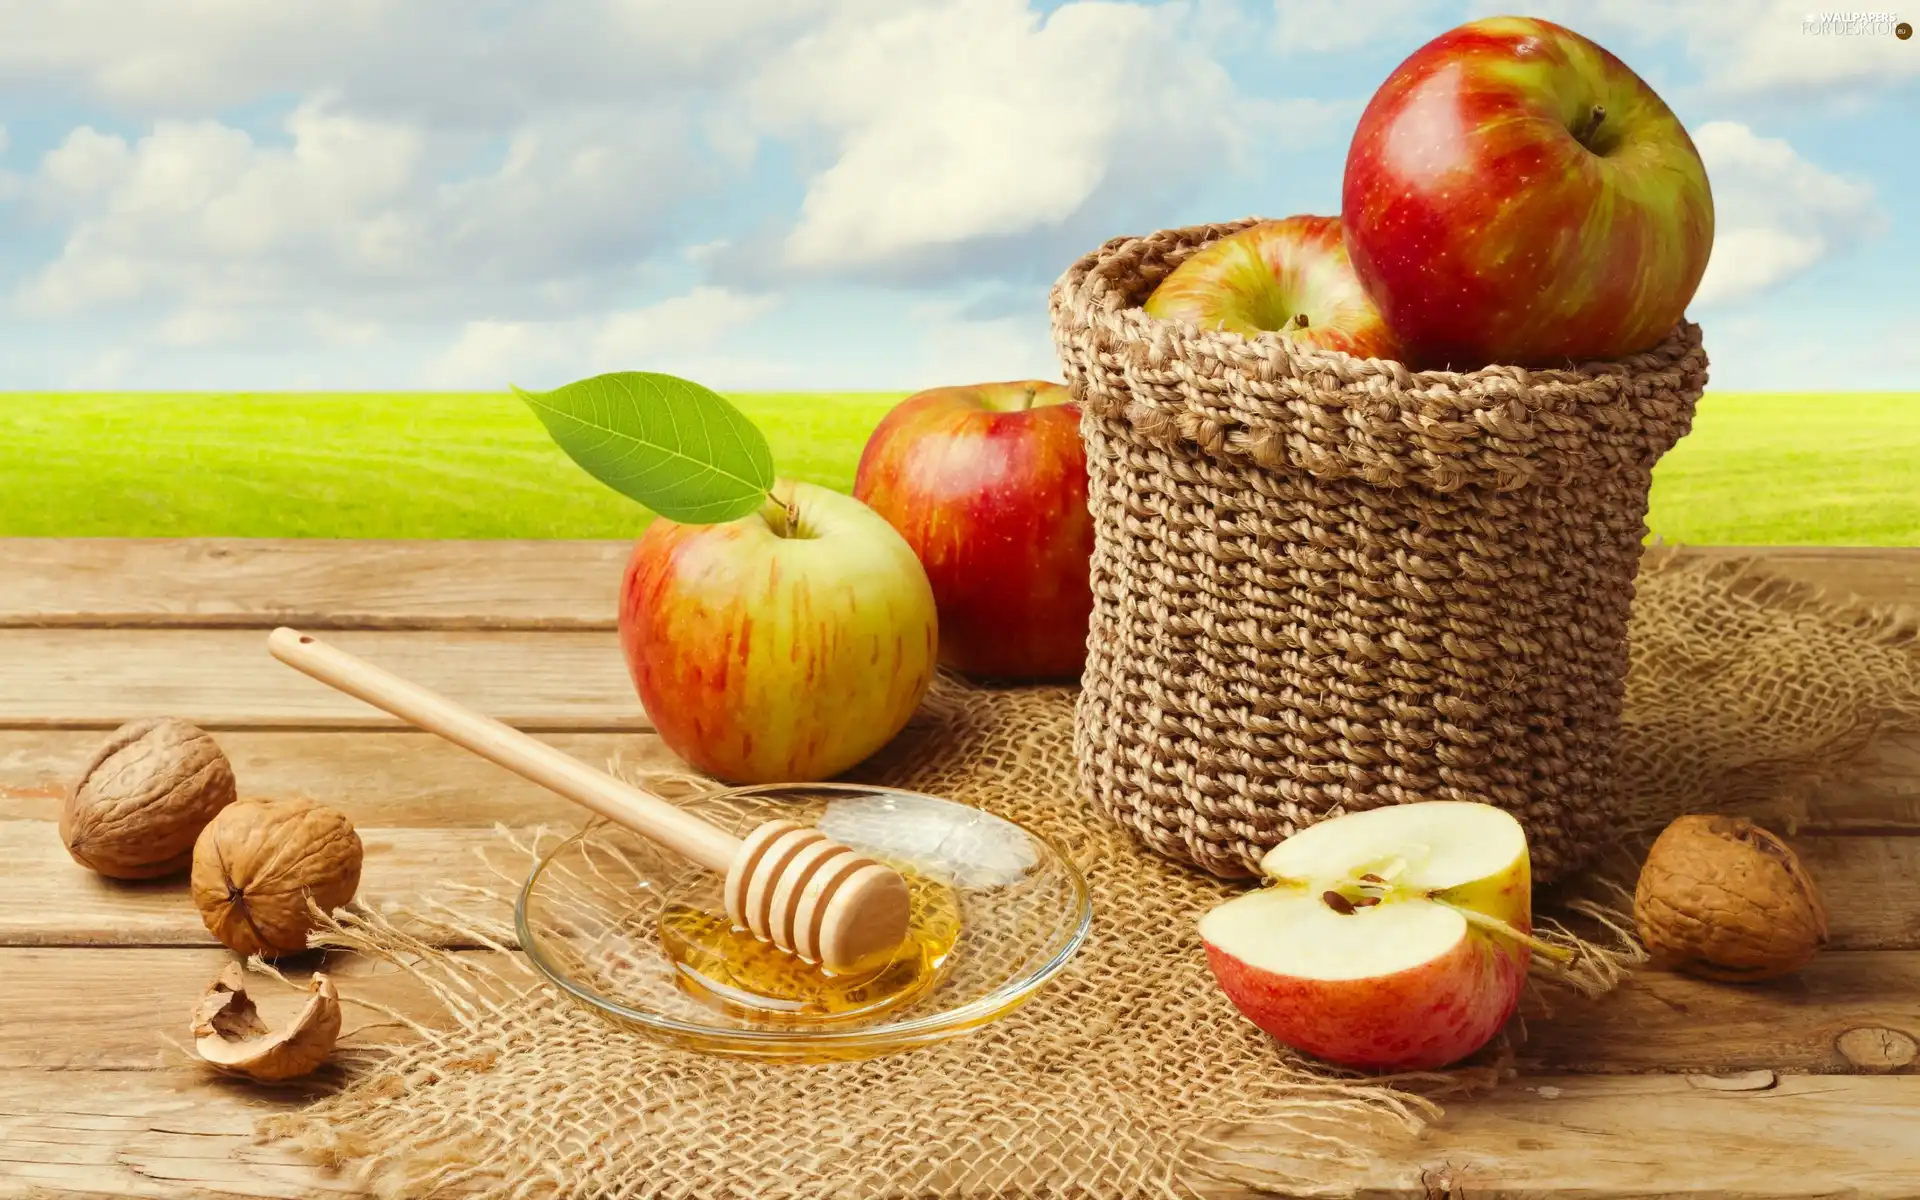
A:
1141 215 1403 360
1199 801 1533 1071
618 479 938 784
1341 16 1714 369
853 381 1093 681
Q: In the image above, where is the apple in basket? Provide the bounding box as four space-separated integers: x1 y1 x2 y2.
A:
620 480 939 784
853 381 1094 681
1199 802 1534 1071
1140 215 1403 360
1341 15 1714 369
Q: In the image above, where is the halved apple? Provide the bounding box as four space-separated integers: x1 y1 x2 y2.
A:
1199 801 1532 1071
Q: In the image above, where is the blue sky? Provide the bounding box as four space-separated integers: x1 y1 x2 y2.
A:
0 0 1913 393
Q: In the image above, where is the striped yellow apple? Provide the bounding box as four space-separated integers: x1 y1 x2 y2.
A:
1142 215 1404 359
618 479 938 783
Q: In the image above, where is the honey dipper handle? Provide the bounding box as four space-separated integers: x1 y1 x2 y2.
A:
266 627 741 874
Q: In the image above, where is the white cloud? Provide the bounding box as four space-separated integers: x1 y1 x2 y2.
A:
1271 0 1453 54
1690 121 1881 308
156 307 248 347
756 0 1249 278
1525 0 1918 99
15 99 709 321
423 287 783 389
904 299 1060 384
0 1 835 118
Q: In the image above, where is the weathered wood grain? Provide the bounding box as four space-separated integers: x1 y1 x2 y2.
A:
1 824 535 947
0 948 448 1071
0 730 685 827
1 541 1910 631
4 1066 1915 1200
3 944 1913 1077
0 538 629 629
1515 949 1920 1075
1674 544 1920 611
1216 1072 1920 1199
5 818 1916 950
0 1069 350 1200
7 727 1915 831
0 628 648 729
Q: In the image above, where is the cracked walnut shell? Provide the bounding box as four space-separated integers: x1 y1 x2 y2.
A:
190 798 363 957
1634 814 1828 982
192 961 341 1081
60 718 238 879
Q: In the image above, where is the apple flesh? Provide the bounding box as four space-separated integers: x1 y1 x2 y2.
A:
618 479 938 784
853 381 1093 681
1341 16 1714 369
1199 802 1532 1071
1142 215 1403 360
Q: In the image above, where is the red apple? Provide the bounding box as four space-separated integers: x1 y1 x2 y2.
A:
1199 802 1533 1071
852 381 1093 681
619 479 938 784
1341 16 1714 370
1142 215 1403 359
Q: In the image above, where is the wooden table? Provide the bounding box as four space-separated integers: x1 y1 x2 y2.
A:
2 539 1916 1199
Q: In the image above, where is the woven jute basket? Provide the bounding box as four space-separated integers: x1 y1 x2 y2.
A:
1049 217 1708 884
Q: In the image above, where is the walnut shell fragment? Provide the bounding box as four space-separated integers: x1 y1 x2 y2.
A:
1634 814 1828 982
191 961 340 1081
60 718 237 879
190 797 363 957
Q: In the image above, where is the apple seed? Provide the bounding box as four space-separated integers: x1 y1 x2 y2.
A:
1321 890 1357 915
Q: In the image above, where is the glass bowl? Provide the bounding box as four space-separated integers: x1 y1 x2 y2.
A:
515 782 1092 1060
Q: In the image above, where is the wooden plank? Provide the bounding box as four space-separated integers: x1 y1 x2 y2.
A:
3 943 1914 1078
2 1065 1915 1200
0 730 686 827
4 822 1917 949
1215 1073 1920 1198
1673 544 1920 610
0 628 648 730
5 726 1915 832
0 541 1910 631
0 538 627 629
1804 835 1920 950
0 824 534 947
0 948 444 1071
1516 949 1920 1075
0 1069 349 1200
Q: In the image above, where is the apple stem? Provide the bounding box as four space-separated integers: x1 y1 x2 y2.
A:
758 493 800 538
1435 900 1573 963
1574 104 1607 149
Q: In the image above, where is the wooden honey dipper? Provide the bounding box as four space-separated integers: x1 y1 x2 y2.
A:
267 628 912 976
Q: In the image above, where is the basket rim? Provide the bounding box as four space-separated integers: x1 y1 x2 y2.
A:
1048 217 1708 492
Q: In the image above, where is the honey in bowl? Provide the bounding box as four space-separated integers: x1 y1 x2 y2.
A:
658 867 963 1025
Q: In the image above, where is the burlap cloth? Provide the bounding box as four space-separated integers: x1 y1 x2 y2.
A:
260 551 1918 1199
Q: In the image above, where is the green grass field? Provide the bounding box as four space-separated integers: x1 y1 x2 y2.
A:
0 391 1913 544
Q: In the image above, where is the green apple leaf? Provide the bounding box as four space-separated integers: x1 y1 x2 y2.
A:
515 371 775 525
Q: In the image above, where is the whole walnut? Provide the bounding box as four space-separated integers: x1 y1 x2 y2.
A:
61 718 238 879
191 798 363 957
1634 814 1827 982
